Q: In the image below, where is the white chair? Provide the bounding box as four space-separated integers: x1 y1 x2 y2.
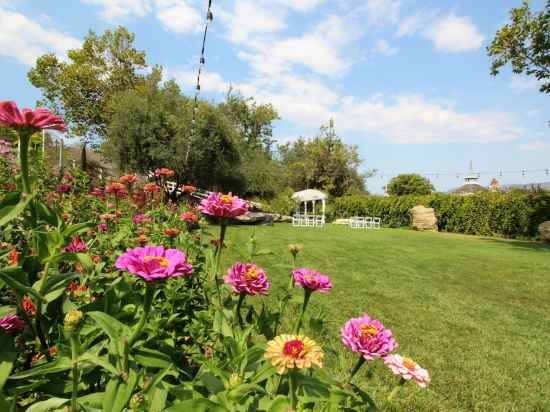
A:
372 217 381 229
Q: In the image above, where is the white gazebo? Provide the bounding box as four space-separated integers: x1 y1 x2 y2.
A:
291 189 327 227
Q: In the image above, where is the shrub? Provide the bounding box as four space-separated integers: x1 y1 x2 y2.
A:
333 190 550 239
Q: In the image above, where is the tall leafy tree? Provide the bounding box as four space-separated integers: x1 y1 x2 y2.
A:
279 124 367 197
105 70 242 191
27 26 148 168
386 174 434 196
488 1 550 95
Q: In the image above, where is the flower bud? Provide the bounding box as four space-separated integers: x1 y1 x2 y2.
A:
129 392 145 410
64 309 83 332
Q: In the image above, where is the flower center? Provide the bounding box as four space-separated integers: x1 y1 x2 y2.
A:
283 339 304 358
359 323 378 338
143 255 169 267
402 357 417 370
245 267 259 279
221 195 234 204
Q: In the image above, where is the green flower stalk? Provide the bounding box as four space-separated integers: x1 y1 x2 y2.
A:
293 288 312 334
235 292 246 327
64 309 83 412
128 284 155 347
347 356 366 383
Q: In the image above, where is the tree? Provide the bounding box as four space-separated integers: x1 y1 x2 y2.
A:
488 1 550 95
28 26 148 169
386 174 434 196
278 123 367 197
105 70 242 192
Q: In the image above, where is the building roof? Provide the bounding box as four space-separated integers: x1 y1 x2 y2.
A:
291 189 327 202
449 183 489 195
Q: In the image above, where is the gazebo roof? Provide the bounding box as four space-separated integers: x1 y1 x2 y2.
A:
291 189 327 202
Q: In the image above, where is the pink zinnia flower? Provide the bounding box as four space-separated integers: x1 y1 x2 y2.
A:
56 183 72 193
90 187 104 198
0 100 65 131
384 355 431 388
65 236 88 253
341 314 398 360
0 314 26 333
292 268 333 293
132 213 152 225
119 174 138 184
224 262 270 295
115 246 193 282
63 175 74 181
198 192 248 219
97 223 108 232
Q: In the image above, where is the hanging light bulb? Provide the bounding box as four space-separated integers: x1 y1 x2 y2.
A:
200 56 205 64
207 10 213 21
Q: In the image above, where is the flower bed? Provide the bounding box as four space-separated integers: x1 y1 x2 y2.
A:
0 100 429 411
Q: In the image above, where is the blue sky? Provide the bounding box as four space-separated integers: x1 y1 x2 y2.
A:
1 0 548 193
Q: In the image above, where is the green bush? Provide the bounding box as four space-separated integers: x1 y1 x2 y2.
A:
333 190 550 239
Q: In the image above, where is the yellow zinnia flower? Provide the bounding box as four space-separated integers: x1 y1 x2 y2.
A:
264 334 323 374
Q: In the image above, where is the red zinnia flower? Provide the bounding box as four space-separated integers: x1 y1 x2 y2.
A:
119 174 138 184
22 296 36 316
180 185 196 193
143 183 161 193
154 168 175 177
9 249 19 266
105 182 126 195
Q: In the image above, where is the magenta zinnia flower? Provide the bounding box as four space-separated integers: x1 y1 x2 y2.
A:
65 236 88 253
292 268 333 293
384 354 431 388
224 262 270 295
0 314 26 333
132 213 152 225
0 100 65 131
341 314 398 360
56 183 72 193
198 192 248 219
115 246 193 282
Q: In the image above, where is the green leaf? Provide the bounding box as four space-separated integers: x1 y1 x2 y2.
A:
0 193 33 227
78 392 105 409
163 399 228 412
26 397 69 412
228 384 264 401
267 395 290 412
110 369 139 412
79 353 120 376
0 268 45 302
62 221 93 238
148 387 168 412
199 372 225 395
133 347 172 369
87 311 129 342
0 333 16 391
143 364 173 395
8 357 72 379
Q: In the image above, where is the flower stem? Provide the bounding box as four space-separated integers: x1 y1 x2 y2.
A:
288 371 298 410
18 130 31 195
70 334 80 412
128 284 155 347
213 220 227 307
235 292 246 328
293 288 312 334
348 356 366 383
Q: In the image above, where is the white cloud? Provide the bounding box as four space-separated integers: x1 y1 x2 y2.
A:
361 0 401 25
397 11 434 37
219 0 286 44
518 141 550 152
155 0 201 33
372 39 398 56
272 0 325 12
424 15 484 53
170 68 229 94
336 95 522 143
510 75 544 93
82 0 150 20
0 6 80 65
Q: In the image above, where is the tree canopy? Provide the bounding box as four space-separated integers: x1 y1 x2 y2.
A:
278 125 367 197
488 1 550 94
28 26 148 166
386 174 434 196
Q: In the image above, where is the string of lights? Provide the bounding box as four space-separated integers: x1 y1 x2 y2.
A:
185 0 213 164
371 168 550 180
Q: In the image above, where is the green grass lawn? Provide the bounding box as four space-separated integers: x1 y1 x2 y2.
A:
219 224 550 412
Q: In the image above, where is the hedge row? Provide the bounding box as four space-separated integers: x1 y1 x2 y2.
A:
331 190 550 239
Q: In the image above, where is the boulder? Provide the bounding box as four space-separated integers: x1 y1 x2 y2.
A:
273 214 292 223
410 205 438 232
236 212 275 225
538 221 550 242
332 218 350 225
